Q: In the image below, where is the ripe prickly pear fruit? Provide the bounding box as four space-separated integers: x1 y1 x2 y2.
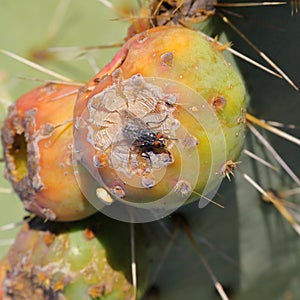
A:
1 83 97 221
73 26 246 222
0 256 8 299
1 214 147 300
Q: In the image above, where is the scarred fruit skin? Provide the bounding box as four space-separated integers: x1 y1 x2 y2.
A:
1 215 147 300
1 83 97 221
0 257 8 300
73 26 246 217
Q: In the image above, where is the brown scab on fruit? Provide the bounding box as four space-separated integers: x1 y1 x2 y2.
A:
211 95 227 111
93 152 107 168
161 52 174 67
83 75 178 184
88 283 107 299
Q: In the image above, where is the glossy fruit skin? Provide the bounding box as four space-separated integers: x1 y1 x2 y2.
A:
73 26 246 220
0 215 146 300
1 83 97 221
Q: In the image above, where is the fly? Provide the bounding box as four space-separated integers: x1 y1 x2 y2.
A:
120 111 172 164
123 118 166 150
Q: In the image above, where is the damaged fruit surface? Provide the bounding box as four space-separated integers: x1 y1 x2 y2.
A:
1 215 148 300
0 256 8 299
1 83 97 221
73 26 246 222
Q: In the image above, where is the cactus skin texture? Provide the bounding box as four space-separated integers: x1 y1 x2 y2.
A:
73 26 246 217
1 83 97 221
0 214 149 300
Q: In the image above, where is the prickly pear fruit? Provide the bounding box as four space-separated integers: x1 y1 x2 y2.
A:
73 26 246 222
1 83 97 221
0 256 8 299
1 214 148 300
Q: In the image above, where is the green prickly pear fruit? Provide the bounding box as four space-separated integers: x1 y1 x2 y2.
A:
1 214 149 300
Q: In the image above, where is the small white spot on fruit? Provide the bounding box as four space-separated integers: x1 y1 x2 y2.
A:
96 187 114 205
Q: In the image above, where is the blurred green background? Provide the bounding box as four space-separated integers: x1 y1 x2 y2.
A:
0 1 300 299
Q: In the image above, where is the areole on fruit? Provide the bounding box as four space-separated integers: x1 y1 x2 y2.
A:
73 26 246 223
